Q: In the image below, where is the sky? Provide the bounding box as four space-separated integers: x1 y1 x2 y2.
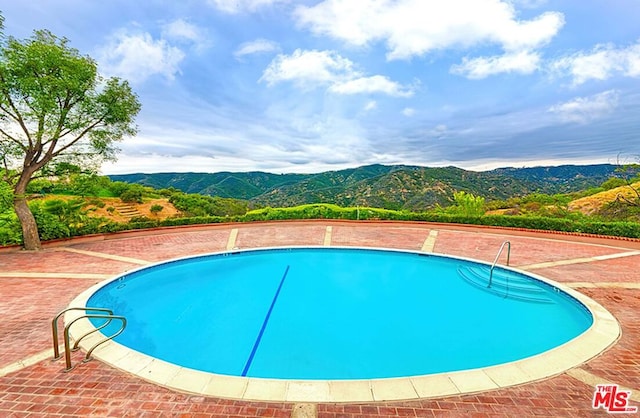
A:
2 0 640 174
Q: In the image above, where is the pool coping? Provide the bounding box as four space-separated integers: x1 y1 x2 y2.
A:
65 246 621 403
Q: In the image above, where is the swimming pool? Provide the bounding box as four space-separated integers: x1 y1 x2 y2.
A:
68 246 620 402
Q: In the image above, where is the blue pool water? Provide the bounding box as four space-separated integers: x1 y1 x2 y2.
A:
87 247 592 380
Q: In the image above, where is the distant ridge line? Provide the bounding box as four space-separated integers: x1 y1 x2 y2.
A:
109 163 619 212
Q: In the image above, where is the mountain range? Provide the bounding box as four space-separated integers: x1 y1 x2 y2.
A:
109 164 619 211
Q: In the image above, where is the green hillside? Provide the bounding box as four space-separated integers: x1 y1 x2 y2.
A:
110 163 619 211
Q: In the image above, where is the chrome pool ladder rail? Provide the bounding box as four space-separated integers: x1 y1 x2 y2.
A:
51 307 127 372
488 241 511 288
52 307 113 360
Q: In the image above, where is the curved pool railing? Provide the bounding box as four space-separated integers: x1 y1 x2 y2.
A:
51 307 114 360
52 307 127 372
489 240 511 288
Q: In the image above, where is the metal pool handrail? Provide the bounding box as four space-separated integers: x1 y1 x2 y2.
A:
488 241 511 288
51 307 114 360
62 314 127 372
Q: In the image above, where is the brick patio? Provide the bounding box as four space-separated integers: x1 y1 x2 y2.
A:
1 221 639 417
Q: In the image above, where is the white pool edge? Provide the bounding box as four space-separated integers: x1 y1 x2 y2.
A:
66 246 621 403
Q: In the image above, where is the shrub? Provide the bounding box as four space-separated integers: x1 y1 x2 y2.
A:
0 214 22 245
601 177 627 190
42 198 86 225
150 204 164 216
88 198 106 208
32 210 70 240
120 187 144 203
169 193 248 216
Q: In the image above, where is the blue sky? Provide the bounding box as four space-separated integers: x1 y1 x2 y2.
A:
2 0 640 174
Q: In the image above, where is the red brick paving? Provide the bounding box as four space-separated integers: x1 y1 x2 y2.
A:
331 225 431 250
0 277 102 366
432 230 627 266
532 256 640 284
580 288 640 390
72 230 231 262
0 251 135 274
234 224 327 248
1 221 639 417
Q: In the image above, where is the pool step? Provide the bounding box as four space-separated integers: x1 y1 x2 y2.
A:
464 266 545 293
457 265 554 304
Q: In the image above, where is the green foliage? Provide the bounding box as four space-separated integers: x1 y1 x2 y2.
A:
598 200 640 222
601 177 627 190
108 181 130 196
119 185 144 203
109 181 159 202
150 204 164 215
41 198 86 225
169 193 248 217
0 213 21 245
30 205 70 239
157 187 180 198
3 200 639 247
446 191 485 216
68 174 109 196
0 181 13 213
26 178 55 194
567 187 605 199
87 198 106 208
485 192 580 219
616 163 640 180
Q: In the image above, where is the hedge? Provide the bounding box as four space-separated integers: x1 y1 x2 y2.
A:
1 203 639 246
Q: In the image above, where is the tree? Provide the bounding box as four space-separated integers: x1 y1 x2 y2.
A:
614 163 640 207
0 29 140 249
450 191 485 216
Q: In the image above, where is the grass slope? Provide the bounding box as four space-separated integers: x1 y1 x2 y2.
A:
569 182 640 215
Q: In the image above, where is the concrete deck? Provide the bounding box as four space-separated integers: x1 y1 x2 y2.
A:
1 220 639 417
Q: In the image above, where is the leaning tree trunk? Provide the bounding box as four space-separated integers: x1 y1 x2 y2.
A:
13 196 41 250
13 170 42 250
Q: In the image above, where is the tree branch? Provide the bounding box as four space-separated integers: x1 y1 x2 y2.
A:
616 193 640 207
0 102 21 123
0 127 27 150
48 115 106 159
2 93 35 148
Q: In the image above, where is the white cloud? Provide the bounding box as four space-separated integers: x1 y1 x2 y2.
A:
402 107 415 117
548 90 619 124
162 19 211 53
295 0 564 60
364 100 377 111
551 41 640 85
508 0 549 8
209 0 287 14
260 49 357 88
162 19 202 42
451 50 541 79
260 49 414 97
98 30 185 83
330 75 414 97
234 39 279 59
